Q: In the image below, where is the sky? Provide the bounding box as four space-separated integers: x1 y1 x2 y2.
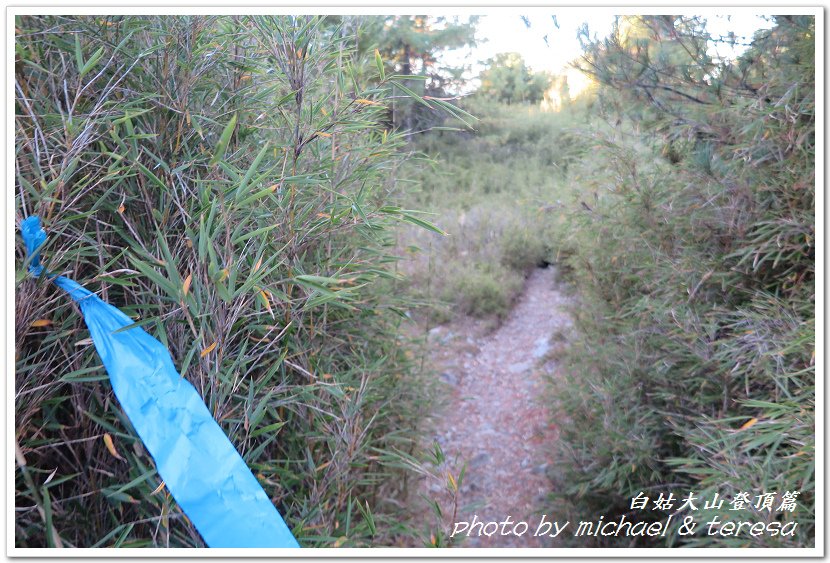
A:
441 9 773 95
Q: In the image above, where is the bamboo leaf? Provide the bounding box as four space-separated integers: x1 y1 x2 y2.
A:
103 433 124 461
182 273 192 296
210 113 237 166
79 46 105 79
740 417 759 430
200 342 217 358
235 141 270 202
136 161 167 191
374 48 385 81
74 34 84 72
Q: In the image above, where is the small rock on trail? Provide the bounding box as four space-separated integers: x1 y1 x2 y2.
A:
412 267 573 548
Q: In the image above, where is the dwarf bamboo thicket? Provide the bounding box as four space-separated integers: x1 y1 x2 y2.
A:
549 15 815 547
15 15 450 547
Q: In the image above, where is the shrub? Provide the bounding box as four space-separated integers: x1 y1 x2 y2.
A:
499 226 548 272
395 100 585 324
14 15 446 548
444 262 524 319
549 15 815 548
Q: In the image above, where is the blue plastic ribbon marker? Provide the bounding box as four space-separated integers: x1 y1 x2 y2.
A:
20 216 300 548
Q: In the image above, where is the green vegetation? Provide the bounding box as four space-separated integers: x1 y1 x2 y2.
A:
478 52 553 104
548 15 815 547
363 15 479 130
401 14 814 549
398 97 588 321
14 12 816 550
14 15 454 548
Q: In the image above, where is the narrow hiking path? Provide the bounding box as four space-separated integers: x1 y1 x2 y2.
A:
415 266 573 548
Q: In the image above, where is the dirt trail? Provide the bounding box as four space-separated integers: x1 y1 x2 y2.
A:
416 266 573 548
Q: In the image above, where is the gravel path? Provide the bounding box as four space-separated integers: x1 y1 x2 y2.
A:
416 266 573 548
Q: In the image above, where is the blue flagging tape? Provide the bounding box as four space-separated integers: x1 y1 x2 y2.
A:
20 216 300 548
